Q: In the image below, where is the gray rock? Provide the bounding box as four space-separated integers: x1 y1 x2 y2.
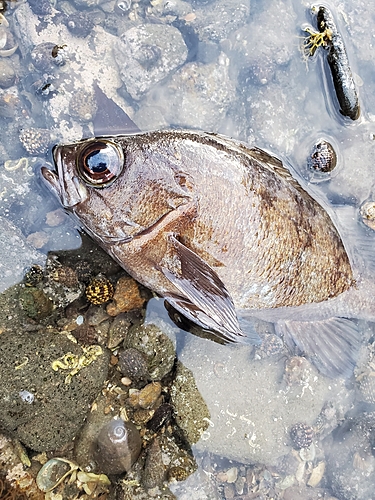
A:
170 361 210 445
193 0 250 44
0 217 46 292
124 323 176 380
0 59 16 88
178 335 352 465
114 24 188 100
326 412 375 500
12 2 133 143
142 57 236 130
0 330 110 451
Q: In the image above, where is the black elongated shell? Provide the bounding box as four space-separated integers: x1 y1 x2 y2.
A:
94 418 142 475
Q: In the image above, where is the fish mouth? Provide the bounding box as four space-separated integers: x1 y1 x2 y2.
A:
41 145 88 208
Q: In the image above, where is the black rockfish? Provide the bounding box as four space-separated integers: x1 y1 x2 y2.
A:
41 130 375 377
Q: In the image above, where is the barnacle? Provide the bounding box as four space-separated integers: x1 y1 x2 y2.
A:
302 27 332 58
51 345 103 383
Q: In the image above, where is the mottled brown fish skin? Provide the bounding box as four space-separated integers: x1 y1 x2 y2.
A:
51 130 354 312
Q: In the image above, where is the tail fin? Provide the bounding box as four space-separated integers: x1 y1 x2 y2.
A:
276 317 361 378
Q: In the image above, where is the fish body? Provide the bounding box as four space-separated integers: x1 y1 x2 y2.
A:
42 130 371 377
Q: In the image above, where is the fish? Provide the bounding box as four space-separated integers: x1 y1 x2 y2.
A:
41 130 375 378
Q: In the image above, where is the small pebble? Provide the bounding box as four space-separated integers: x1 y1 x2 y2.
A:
106 276 145 316
360 201 375 231
45 209 66 227
0 59 15 88
66 12 94 38
26 231 49 249
121 377 132 386
118 348 150 382
69 88 97 122
129 381 162 409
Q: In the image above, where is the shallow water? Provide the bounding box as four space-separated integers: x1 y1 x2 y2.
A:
1 0 375 498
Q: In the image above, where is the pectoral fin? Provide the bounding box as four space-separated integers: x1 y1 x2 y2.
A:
276 317 361 378
161 236 260 344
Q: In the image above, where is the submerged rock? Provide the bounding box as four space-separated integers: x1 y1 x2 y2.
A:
124 323 176 380
170 361 210 445
114 24 188 100
178 335 352 465
0 217 46 292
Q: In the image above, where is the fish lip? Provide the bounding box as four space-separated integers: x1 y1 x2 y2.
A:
41 164 62 200
48 144 88 208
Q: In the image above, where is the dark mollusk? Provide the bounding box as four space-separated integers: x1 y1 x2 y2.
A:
28 0 52 16
316 6 360 120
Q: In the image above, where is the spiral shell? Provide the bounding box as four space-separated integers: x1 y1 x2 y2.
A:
290 422 314 449
94 418 142 475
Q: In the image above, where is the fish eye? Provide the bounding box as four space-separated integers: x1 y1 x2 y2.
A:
77 140 124 187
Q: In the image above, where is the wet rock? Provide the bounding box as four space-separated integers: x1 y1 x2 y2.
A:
159 433 197 482
170 361 210 445
124 323 176 380
106 275 145 316
129 381 162 409
30 42 67 73
13 2 131 143
326 412 375 500
0 330 110 451
74 393 116 471
0 217 46 292
107 312 131 348
143 437 165 489
0 58 15 88
192 0 250 44
142 57 236 130
118 348 150 383
228 0 296 76
18 286 53 320
0 434 44 499
178 335 352 465
27 0 53 16
68 88 98 122
114 24 188 100
66 12 95 38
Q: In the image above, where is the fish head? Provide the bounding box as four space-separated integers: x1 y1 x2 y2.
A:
41 134 194 245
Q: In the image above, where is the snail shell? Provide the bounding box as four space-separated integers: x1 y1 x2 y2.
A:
94 417 142 475
307 139 337 173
